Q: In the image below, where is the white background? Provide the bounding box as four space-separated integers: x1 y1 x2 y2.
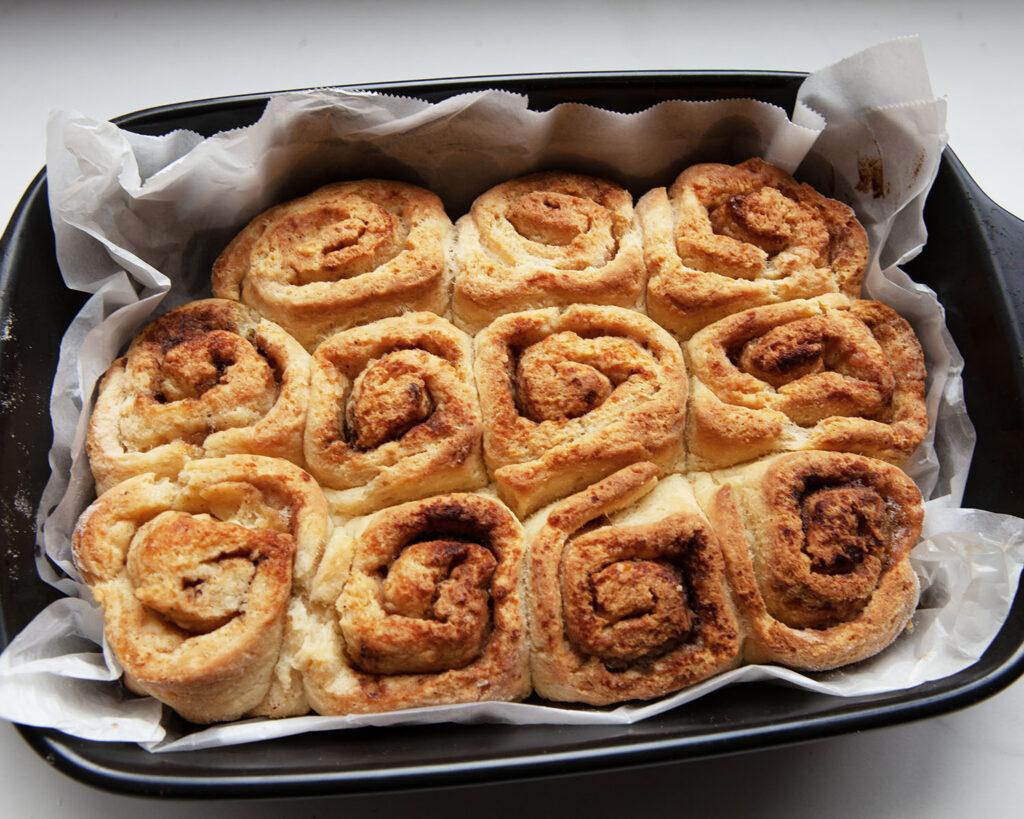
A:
1 2 1023 816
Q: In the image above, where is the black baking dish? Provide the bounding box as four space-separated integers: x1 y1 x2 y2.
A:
1 72 1023 799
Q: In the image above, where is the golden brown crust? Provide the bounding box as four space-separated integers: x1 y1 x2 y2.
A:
304 313 487 517
86 299 311 495
212 180 453 350
74 162 928 721
641 158 869 339
526 463 742 705
71 455 331 722
691 451 922 671
296 492 530 714
474 304 688 518
685 295 928 469
452 171 647 334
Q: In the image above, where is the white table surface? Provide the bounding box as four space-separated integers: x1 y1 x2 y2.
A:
2 2 1022 816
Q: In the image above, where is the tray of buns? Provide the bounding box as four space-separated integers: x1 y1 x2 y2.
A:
2 59 1024 797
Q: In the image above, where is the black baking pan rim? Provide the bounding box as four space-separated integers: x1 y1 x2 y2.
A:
17 635 1024 800
2 71 1024 799
105 69 811 136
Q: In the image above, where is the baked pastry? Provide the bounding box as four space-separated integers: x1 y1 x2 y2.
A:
71 455 332 722
212 180 453 350
474 304 688 518
68 156 928 725
639 157 868 339
295 492 530 714
451 171 646 334
691 451 923 671
86 299 310 495
526 462 742 705
685 294 928 470
304 312 487 517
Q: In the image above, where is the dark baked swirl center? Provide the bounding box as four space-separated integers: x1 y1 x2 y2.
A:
507 191 595 246
345 537 499 674
709 187 827 260
728 313 897 425
513 332 655 423
346 351 436 450
273 201 401 284
127 511 294 634
561 520 704 666
155 332 274 402
800 486 887 576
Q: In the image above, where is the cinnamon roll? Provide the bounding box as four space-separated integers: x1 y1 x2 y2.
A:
87 299 310 495
474 304 688 518
296 493 529 714
685 294 928 470
639 158 868 339
526 462 742 705
72 455 331 722
304 313 487 517
451 171 646 334
212 180 453 350
691 451 923 671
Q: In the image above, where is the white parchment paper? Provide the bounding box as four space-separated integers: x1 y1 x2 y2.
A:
2 36 1021 753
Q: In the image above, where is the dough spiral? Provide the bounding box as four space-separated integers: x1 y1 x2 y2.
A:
452 171 646 333
70 159 923 720
304 313 486 517
526 462 742 704
296 493 529 714
692 450 923 671
685 294 928 469
639 157 868 338
474 304 688 518
72 455 331 722
212 180 453 350
86 299 310 495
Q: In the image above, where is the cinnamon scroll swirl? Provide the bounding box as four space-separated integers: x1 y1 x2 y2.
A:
451 171 646 334
304 313 487 517
72 455 331 722
296 493 529 714
685 294 928 470
639 158 868 339
212 180 453 351
474 304 689 518
86 299 310 495
525 462 742 705
692 451 923 671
